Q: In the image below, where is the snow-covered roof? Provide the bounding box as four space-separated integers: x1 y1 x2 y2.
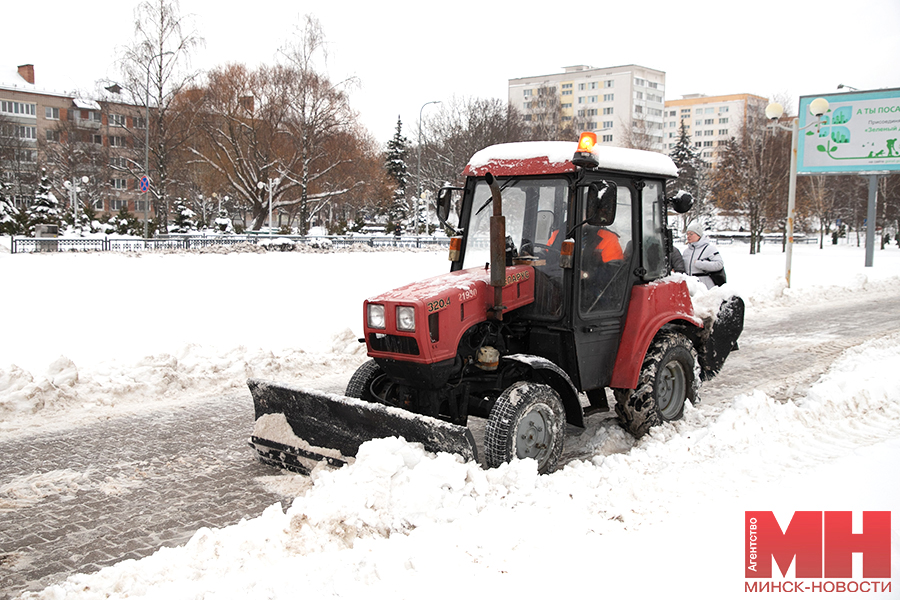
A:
464 141 678 178
73 98 101 110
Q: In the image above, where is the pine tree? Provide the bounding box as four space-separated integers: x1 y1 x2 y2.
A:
170 198 198 233
667 120 710 228
385 117 411 228
0 181 20 235
27 169 61 234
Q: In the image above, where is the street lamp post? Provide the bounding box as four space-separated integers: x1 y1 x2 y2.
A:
765 97 829 288
64 176 89 235
257 178 280 234
416 100 441 236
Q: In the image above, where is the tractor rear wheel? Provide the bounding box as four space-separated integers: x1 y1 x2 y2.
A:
484 382 565 474
614 332 698 438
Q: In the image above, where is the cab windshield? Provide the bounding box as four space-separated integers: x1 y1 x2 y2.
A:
462 177 569 318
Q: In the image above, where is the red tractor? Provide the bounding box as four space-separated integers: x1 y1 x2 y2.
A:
249 132 743 474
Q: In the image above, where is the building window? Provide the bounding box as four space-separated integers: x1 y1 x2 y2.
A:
578 97 585 104
93 199 104 210
111 178 128 190
634 78 645 86
648 108 662 116
604 80 614 88
705 107 715 114
561 90 572 96
91 134 102 144
17 149 36 162
588 95 598 103
587 121 597 129
703 141 714 147
45 107 60 120
603 120 613 129
561 103 572 109
603 107 614 115
88 111 102 122
523 102 532 110
647 81 658 89
704 130 714 136
635 105 643 113
109 114 126 127
15 125 37 140
705 119 714 125
720 106 729 113
562 83 573 89
134 116 146 129
604 93 614 102
1 100 36 116
135 200 149 212
523 89 533 97
718 129 729 135
46 130 60 142
111 198 127 210
109 135 126 147
602 134 613 142
719 117 729 124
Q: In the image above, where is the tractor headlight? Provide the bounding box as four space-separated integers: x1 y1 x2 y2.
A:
367 304 385 329
396 306 416 332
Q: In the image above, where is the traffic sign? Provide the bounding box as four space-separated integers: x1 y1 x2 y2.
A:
139 176 151 193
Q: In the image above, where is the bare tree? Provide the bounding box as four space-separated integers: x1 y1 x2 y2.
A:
276 15 361 234
620 113 658 151
709 106 791 254
417 96 526 192
800 175 839 248
115 0 204 231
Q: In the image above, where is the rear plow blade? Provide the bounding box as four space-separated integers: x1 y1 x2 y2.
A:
248 378 478 475
700 294 745 380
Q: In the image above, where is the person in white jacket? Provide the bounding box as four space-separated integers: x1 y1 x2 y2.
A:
682 220 724 289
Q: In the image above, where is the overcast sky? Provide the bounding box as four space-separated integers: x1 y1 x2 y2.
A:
4 0 899 145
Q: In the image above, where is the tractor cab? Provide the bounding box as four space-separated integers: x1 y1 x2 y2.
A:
437 133 688 394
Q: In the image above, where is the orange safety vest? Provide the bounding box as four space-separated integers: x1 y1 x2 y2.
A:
595 229 624 262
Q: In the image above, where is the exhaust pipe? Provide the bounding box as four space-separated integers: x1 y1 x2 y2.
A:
484 172 506 320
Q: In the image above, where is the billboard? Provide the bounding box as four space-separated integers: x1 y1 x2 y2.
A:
797 88 900 174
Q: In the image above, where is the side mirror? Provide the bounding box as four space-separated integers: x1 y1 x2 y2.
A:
586 181 617 227
436 186 462 230
668 190 694 214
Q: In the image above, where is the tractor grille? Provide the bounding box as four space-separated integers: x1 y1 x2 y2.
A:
368 333 420 356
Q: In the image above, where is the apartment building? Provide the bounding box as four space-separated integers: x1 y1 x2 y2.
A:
1 64 151 217
508 64 667 150
663 93 768 162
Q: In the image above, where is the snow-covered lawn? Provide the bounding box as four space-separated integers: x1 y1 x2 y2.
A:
1 237 898 598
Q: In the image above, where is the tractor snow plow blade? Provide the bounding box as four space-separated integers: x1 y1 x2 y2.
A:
248 378 478 475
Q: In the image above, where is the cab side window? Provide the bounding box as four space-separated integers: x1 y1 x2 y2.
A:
579 183 632 314
641 181 666 281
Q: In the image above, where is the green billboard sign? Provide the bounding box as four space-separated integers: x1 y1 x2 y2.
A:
798 88 900 174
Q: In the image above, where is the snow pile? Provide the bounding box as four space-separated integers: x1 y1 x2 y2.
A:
0 331 367 437
23 331 900 598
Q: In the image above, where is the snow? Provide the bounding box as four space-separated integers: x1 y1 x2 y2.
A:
1 237 899 598
466 141 679 177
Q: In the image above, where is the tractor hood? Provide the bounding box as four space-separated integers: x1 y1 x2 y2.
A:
363 265 535 364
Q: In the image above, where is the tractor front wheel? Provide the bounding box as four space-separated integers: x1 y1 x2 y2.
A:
484 382 565 474
345 359 392 404
614 332 698 438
